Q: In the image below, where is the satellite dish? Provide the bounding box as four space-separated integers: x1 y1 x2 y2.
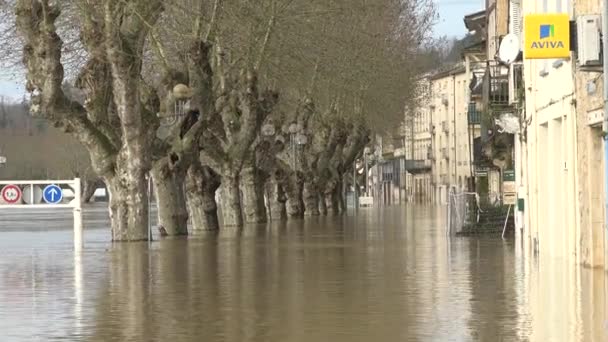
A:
498 33 521 65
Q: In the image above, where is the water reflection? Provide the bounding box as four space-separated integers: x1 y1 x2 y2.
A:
0 206 607 341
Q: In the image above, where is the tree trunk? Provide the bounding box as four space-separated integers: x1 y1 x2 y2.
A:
319 193 327 215
220 167 244 227
285 172 304 218
106 175 149 242
303 179 320 216
266 176 287 220
185 163 220 232
82 178 102 203
325 183 340 215
337 178 346 213
241 166 268 224
151 162 189 236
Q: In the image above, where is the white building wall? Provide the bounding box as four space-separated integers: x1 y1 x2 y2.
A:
522 0 578 260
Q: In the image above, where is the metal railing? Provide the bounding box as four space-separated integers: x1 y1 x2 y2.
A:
486 61 510 106
447 189 481 235
468 102 482 124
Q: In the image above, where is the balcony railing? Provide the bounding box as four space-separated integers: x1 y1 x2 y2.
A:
404 160 432 173
484 61 510 107
468 102 481 125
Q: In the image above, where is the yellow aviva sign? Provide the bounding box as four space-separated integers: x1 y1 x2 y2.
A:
524 14 570 59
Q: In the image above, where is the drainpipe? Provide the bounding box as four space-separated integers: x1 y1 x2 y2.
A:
603 1 608 268
453 74 457 191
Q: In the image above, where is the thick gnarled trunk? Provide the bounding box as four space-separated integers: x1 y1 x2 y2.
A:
303 179 320 216
241 166 267 224
319 194 328 215
324 182 341 215
185 163 220 232
220 167 243 227
266 176 287 220
151 162 188 236
106 175 149 241
285 172 304 218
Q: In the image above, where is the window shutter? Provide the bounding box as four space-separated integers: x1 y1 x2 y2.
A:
510 0 522 39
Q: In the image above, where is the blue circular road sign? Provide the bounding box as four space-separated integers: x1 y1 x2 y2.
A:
43 184 63 204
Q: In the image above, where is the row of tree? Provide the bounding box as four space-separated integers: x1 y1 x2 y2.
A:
1 0 436 241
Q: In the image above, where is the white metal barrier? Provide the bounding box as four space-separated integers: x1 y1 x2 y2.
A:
0 178 83 252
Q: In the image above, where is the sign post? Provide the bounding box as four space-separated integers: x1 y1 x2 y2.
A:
0 179 83 252
503 170 517 205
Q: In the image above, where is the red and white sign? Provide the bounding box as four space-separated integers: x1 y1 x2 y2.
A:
1 185 22 204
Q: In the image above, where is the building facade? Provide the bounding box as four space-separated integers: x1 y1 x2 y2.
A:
428 66 471 204
519 0 606 268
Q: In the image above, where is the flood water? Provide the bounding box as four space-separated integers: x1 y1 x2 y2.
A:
0 204 607 341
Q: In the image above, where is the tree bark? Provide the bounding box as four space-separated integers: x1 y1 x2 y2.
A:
241 166 268 224
325 182 341 215
82 178 102 203
266 175 287 220
319 193 328 215
303 179 320 216
106 175 149 241
285 172 304 218
185 163 220 232
336 177 346 213
220 167 243 227
151 162 189 236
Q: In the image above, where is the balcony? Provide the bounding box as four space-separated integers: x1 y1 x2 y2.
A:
404 160 432 174
468 102 481 125
483 60 515 109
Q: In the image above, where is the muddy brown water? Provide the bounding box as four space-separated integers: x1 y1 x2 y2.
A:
0 204 606 341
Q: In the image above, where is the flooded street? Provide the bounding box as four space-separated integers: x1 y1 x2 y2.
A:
0 205 607 341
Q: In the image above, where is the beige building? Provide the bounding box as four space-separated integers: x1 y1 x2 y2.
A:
428 66 472 204
406 76 433 202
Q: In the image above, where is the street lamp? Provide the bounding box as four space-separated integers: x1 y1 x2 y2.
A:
156 83 193 140
363 147 371 196
288 123 299 169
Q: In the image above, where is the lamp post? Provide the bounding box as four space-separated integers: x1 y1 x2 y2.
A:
0 153 5 179
156 83 194 140
288 123 298 169
363 147 371 196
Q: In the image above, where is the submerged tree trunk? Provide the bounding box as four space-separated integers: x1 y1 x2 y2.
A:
285 172 304 218
220 167 243 227
151 162 189 236
337 178 346 213
106 174 149 241
82 178 103 203
266 176 287 220
185 163 220 232
325 182 341 215
303 179 320 216
241 166 268 224
319 193 327 215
